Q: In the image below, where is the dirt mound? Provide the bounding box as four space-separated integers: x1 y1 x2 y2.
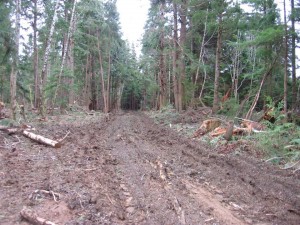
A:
0 112 299 224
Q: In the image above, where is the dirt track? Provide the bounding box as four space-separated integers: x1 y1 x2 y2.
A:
0 112 300 224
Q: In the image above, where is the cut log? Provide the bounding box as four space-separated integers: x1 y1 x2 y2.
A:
22 130 61 148
20 207 56 225
210 127 227 137
193 119 221 137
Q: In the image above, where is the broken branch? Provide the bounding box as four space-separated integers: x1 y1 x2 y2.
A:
20 207 57 225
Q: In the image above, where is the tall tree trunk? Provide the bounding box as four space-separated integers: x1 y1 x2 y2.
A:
106 46 111 112
10 0 21 120
291 0 297 109
38 0 60 116
159 2 167 109
195 8 208 86
173 2 179 111
283 0 288 114
212 13 223 114
53 0 77 109
178 0 187 112
90 56 97 110
96 31 108 114
68 32 75 104
33 0 39 109
84 54 90 107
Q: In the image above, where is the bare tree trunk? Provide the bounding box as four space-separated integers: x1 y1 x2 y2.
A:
68 33 75 104
96 31 108 113
178 0 187 112
53 0 77 108
159 2 167 109
39 0 60 116
212 13 223 114
195 8 208 86
84 54 90 107
116 83 124 111
283 0 288 114
291 0 297 109
33 0 39 109
173 2 179 111
105 34 111 112
10 0 21 120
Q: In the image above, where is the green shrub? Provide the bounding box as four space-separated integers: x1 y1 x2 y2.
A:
254 122 300 165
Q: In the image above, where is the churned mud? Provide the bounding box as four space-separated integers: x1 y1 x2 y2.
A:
0 111 299 224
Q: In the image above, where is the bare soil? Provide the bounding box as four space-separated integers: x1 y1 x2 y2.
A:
0 111 299 225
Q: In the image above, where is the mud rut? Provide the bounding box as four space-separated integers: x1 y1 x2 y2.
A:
0 112 299 225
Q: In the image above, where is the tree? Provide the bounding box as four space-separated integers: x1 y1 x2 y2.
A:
10 0 21 120
38 0 60 116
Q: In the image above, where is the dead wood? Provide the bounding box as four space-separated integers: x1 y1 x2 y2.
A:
210 127 227 137
223 120 234 141
240 120 265 132
20 207 56 225
29 189 60 202
0 125 9 130
193 119 221 137
22 130 62 148
210 126 250 137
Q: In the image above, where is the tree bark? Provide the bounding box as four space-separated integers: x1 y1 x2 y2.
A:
10 0 21 120
178 0 187 112
97 30 109 113
212 13 223 114
173 2 179 111
159 2 167 109
20 208 56 225
33 0 39 109
291 0 297 109
53 0 77 108
22 130 62 148
38 0 60 116
283 0 288 114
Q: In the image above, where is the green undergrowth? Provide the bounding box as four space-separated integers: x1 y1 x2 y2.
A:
148 104 180 125
253 122 300 167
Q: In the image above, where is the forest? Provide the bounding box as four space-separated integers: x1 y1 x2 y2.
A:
1 0 300 224
0 0 299 117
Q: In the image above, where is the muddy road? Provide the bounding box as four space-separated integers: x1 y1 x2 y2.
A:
0 112 299 224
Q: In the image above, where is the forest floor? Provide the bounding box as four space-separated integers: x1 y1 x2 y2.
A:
0 110 300 225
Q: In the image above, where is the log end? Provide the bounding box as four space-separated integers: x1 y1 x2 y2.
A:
54 143 62 148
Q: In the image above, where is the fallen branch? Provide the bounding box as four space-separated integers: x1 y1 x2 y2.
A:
20 207 56 225
57 131 70 143
22 130 61 148
29 189 60 202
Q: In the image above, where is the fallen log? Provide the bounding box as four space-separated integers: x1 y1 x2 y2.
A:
193 119 221 137
22 130 62 148
20 207 56 225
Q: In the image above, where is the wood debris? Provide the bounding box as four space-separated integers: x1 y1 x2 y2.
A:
20 207 56 225
0 124 69 148
194 117 266 139
193 119 221 137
